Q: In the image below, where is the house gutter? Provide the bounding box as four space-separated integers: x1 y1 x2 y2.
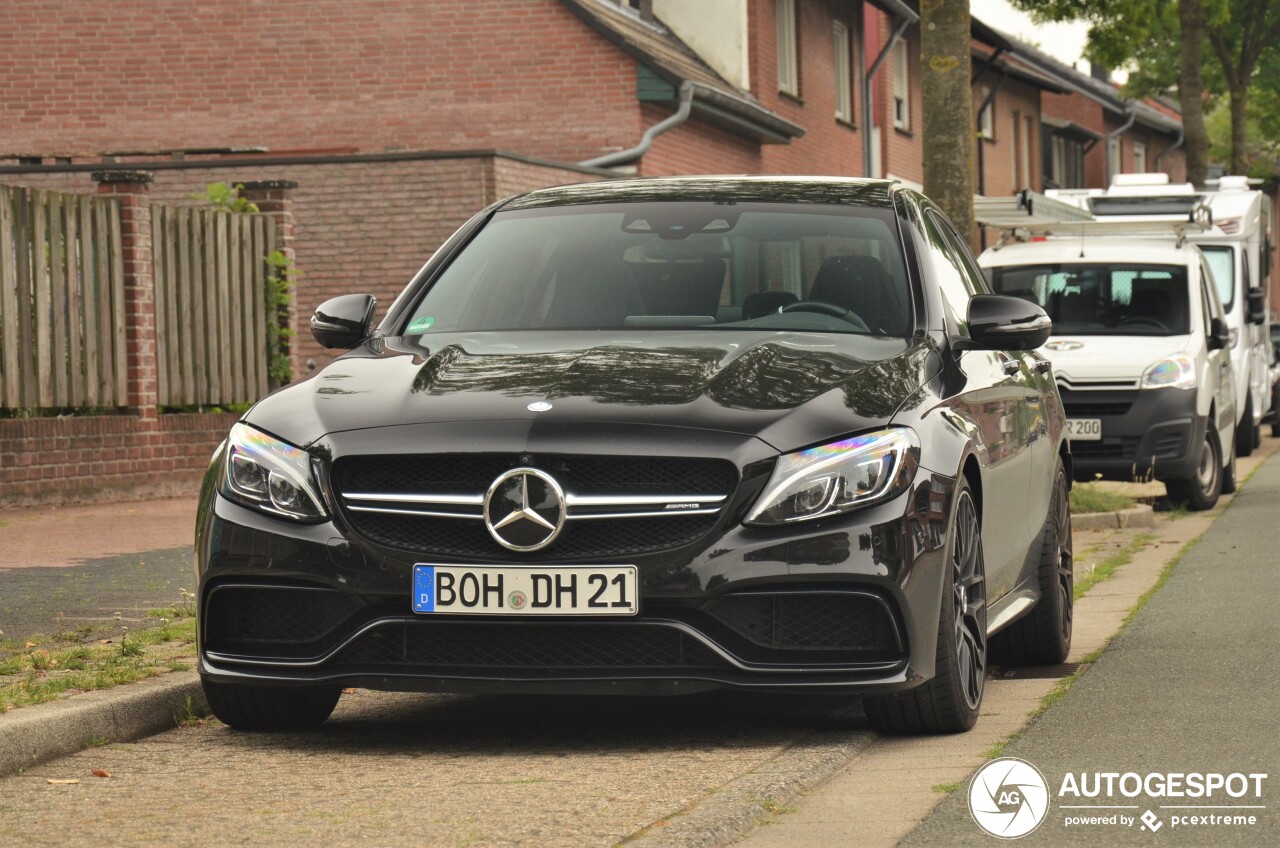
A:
862 0 919 177
579 81 695 169
1154 126 1185 170
1105 108 1138 185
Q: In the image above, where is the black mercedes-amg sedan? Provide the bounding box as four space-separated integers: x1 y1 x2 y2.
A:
196 177 1072 735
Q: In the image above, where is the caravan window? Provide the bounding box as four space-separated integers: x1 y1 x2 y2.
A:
1201 246 1235 311
989 263 1190 336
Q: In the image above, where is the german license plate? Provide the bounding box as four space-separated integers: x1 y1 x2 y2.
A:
412 565 638 615
1066 418 1102 441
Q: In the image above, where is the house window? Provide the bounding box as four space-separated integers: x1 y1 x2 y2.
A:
1047 131 1086 189
892 40 910 130
833 22 853 122
1011 112 1021 187
1108 138 1122 181
1021 115 1033 188
978 87 994 139
1134 142 1147 172
776 0 798 96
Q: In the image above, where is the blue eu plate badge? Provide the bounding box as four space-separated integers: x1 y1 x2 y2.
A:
412 565 435 612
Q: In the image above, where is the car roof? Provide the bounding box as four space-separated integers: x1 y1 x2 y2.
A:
979 238 1201 268
499 176 902 211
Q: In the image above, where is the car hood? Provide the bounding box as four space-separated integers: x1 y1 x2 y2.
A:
245 331 937 454
1041 335 1192 385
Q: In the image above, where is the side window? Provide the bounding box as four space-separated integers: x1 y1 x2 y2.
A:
1200 262 1223 328
933 212 992 295
920 208 976 335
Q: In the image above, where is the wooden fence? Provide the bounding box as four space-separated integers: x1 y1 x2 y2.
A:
0 185 128 410
151 206 275 407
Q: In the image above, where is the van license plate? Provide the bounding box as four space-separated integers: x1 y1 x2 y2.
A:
412 565 638 615
1066 419 1102 441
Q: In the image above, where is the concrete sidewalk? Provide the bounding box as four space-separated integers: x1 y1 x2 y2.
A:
903 453 1280 846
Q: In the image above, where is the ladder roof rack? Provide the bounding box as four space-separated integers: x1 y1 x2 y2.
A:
976 189 1213 247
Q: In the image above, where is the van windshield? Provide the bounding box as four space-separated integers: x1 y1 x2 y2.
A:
1200 246 1235 311
989 263 1190 336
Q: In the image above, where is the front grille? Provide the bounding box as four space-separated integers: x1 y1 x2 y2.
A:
1060 390 1137 418
1069 437 1140 460
335 621 723 670
703 593 899 651
332 453 737 560
334 454 736 496
203 585 365 656
347 511 720 561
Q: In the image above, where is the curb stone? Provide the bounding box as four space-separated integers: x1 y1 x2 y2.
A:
1071 503 1155 530
0 671 207 778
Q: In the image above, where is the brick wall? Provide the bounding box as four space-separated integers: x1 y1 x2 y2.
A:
976 77 1043 198
0 412 237 507
0 0 641 166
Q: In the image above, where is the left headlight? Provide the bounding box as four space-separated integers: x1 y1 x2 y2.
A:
219 423 328 522
745 428 919 526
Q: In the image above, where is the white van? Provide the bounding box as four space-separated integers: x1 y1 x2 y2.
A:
980 238 1237 509
1046 175 1272 457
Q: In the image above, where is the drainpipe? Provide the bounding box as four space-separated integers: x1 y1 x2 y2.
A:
579 81 695 169
974 69 1008 197
861 0 918 177
1154 126 1185 172
1105 108 1137 185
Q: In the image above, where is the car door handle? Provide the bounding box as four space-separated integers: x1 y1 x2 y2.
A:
1002 359 1022 375
1035 360 1052 374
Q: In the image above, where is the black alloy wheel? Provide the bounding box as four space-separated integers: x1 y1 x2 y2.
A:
864 482 986 734
990 459 1073 666
1166 428 1222 511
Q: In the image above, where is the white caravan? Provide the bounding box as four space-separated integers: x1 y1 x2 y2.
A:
1045 174 1272 457
979 238 1237 510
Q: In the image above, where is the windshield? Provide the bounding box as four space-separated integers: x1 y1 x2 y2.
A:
401 202 912 337
990 263 1190 336
1200 246 1235 311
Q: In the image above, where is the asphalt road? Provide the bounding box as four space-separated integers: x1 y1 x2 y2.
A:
0 548 196 645
902 454 1280 846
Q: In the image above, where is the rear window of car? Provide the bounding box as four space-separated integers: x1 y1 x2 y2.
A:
401 202 913 337
989 263 1191 336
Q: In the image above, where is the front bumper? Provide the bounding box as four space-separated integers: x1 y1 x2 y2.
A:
196 462 957 696
1061 386 1204 482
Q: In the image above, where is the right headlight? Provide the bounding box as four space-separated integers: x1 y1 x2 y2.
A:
1140 354 1196 390
745 428 919 526
219 423 328 522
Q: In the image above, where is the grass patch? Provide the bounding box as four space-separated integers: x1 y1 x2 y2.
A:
0 618 196 713
932 782 963 794
753 798 797 817
1074 533 1155 601
1069 483 1136 514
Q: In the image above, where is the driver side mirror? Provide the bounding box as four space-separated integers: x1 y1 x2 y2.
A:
1208 316 1231 351
961 295 1053 351
1247 288 1267 325
311 294 377 349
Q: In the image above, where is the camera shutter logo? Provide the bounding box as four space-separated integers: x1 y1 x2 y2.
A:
968 757 1051 839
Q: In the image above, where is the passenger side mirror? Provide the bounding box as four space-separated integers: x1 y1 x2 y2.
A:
311 294 377 349
1208 316 1231 351
961 294 1053 351
1247 288 1267 325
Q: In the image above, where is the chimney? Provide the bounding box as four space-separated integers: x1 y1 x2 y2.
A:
1090 61 1111 83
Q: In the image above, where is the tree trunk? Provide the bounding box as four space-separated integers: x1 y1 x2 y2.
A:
920 0 975 246
1178 0 1209 186
1229 85 1249 174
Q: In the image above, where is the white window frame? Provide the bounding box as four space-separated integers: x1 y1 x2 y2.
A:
978 87 994 139
892 40 910 130
1108 138 1122 181
833 21 853 122
1134 141 1147 173
776 0 798 96
1020 115 1033 188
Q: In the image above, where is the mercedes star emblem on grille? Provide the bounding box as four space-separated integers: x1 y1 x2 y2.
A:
483 468 567 551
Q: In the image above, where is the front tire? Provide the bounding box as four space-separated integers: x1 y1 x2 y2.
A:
1236 397 1256 457
864 483 986 735
203 679 341 731
990 459 1073 666
1165 427 1223 511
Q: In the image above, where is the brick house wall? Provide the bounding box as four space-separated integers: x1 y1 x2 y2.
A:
974 77 1043 198
0 0 642 166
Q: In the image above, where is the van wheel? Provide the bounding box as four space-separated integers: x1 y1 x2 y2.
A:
1222 442 1238 495
1166 429 1223 511
1236 397 1255 457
